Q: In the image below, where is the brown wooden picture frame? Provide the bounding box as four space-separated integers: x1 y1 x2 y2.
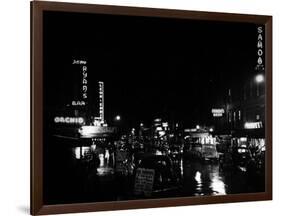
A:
31 1 272 215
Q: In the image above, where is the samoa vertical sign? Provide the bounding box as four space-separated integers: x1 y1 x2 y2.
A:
255 26 265 72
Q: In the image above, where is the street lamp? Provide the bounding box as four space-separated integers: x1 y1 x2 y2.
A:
255 74 264 96
255 74 264 83
115 115 121 121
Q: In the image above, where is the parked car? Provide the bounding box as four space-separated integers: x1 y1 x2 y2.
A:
233 145 252 172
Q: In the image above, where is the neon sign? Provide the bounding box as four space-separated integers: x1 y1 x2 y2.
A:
211 108 225 117
54 117 84 124
256 26 264 71
244 121 263 129
72 59 88 106
72 101 86 106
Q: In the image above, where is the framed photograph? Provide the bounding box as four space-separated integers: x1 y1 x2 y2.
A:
31 1 272 215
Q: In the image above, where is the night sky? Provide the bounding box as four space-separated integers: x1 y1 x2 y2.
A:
43 11 260 128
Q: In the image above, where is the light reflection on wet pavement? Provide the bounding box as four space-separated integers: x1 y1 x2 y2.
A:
185 162 226 196
95 156 265 198
44 144 265 204
181 159 264 196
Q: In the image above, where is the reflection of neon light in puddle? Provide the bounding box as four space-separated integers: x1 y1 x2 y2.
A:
210 173 226 195
195 171 202 183
180 159 183 176
194 171 202 194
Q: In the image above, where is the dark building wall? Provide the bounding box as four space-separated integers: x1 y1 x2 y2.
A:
212 72 265 136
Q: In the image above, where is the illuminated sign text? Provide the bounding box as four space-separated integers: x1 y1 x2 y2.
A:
54 117 84 124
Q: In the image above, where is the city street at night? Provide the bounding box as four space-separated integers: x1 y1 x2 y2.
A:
44 132 265 204
42 10 266 205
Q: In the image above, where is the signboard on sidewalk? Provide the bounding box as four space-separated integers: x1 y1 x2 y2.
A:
134 168 155 196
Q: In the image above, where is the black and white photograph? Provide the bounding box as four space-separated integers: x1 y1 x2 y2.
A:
42 9 267 205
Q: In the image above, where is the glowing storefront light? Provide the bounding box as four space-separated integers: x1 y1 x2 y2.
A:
156 126 163 131
244 121 263 129
73 146 91 159
79 125 115 137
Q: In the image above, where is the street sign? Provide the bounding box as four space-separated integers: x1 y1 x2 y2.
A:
134 168 155 196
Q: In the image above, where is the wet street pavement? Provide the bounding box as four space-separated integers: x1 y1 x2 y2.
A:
181 159 265 197
182 160 228 196
44 140 265 204
93 157 265 201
